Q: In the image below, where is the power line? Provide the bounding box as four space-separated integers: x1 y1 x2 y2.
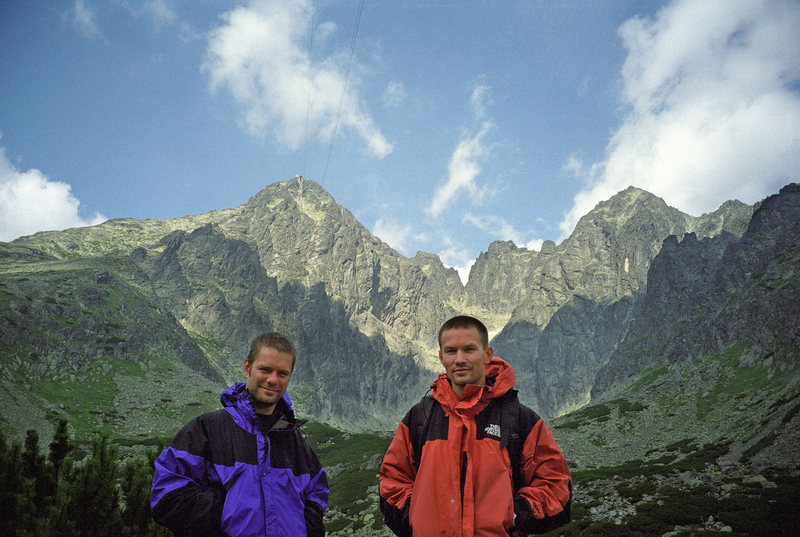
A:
321 0 364 185
303 1 315 177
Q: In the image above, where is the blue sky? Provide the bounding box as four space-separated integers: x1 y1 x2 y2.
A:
1 0 798 282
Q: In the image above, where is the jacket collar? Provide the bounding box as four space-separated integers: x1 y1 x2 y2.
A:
220 382 298 432
431 356 516 416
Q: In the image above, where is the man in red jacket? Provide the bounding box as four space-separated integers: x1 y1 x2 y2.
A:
380 315 572 536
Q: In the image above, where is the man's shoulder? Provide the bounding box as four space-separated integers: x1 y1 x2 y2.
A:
400 393 439 428
408 393 438 415
179 408 233 434
197 407 232 422
492 391 543 436
513 400 544 437
509 397 539 419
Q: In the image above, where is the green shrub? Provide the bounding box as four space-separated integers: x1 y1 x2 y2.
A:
616 479 658 501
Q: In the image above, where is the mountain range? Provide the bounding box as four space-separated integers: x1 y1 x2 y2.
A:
1 178 798 479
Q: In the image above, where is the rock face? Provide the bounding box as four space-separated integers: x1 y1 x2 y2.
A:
3 176 795 443
593 183 800 395
485 187 754 416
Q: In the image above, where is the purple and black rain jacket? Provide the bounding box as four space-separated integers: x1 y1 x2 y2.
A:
151 383 329 536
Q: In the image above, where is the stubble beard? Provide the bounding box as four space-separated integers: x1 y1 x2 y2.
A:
247 388 279 414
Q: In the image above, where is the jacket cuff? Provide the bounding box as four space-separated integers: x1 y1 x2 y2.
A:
304 500 325 537
513 495 571 535
380 497 412 537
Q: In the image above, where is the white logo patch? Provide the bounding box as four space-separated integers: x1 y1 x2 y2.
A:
484 423 501 438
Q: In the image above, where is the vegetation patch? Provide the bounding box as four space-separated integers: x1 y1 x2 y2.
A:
307 426 391 468
328 468 379 514
624 363 669 394
607 398 646 413
35 376 118 438
559 467 799 536
696 345 772 420
554 403 612 430
740 432 777 461
615 479 658 502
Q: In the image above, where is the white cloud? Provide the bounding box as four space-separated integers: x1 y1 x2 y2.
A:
463 212 544 253
70 0 102 39
373 215 413 255
463 212 523 246
470 83 493 120
383 81 406 109
524 238 545 251
0 148 106 242
140 0 178 27
435 237 475 286
560 0 800 239
426 121 494 217
203 0 392 158
562 154 587 179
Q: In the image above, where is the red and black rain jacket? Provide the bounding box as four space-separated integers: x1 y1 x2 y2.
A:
379 357 571 537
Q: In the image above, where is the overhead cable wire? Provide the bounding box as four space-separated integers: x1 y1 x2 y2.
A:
303 2 315 178
321 0 364 185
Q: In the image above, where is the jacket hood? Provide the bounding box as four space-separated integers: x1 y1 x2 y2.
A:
431 356 516 415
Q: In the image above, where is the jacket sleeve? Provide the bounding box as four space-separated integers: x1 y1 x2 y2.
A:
150 417 224 537
512 418 572 535
302 447 329 537
379 421 415 537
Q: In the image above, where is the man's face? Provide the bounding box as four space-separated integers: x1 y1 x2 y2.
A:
243 346 293 414
439 326 492 397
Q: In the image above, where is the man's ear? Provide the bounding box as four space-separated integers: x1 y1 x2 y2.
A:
484 346 493 363
243 359 250 378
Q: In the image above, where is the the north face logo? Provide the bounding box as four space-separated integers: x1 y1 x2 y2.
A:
484 423 501 438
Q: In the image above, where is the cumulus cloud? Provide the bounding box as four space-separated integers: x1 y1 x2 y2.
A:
203 0 392 158
0 148 106 242
560 0 800 239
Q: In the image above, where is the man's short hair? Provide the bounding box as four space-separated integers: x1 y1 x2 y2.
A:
247 332 297 370
438 315 489 349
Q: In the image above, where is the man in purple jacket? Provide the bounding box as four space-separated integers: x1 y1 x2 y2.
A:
151 332 328 536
